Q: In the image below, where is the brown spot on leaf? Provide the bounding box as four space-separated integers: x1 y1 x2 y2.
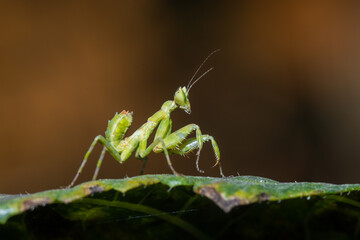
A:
258 192 270 201
197 187 272 212
22 198 51 211
197 187 246 213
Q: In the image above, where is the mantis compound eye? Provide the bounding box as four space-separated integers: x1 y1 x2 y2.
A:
174 87 187 106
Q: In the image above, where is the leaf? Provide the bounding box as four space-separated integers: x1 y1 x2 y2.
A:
1 175 360 239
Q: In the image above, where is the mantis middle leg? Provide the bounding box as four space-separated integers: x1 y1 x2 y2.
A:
138 136 180 175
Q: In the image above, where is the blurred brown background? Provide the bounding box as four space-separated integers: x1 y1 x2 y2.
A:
1 1 360 193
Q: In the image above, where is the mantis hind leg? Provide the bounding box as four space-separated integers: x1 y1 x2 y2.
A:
68 135 121 188
92 146 107 180
170 135 224 177
68 135 105 188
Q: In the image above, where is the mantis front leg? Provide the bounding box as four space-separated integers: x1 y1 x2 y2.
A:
141 122 212 175
136 117 180 175
170 135 224 177
154 123 205 173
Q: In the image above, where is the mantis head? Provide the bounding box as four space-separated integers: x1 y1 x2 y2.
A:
174 86 191 114
174 49 220 115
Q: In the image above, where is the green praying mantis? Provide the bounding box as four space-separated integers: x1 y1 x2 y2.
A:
68 50 224 188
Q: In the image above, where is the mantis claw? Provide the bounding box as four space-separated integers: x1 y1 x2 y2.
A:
195 151 205 173
212 160 220 168
174 171 184 176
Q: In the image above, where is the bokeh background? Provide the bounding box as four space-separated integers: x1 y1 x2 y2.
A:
1 1 360 193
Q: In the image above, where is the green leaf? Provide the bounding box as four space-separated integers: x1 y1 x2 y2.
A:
1 174 360 239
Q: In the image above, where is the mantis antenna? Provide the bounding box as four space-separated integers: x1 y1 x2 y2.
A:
188 67 214 92
186 49 220 92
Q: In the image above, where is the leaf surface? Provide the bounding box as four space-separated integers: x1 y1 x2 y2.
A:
1 175 360 239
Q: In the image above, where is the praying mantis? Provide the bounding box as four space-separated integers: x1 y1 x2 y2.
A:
68 50 224 188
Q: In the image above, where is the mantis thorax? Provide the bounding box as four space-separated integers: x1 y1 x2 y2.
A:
161 100 178 114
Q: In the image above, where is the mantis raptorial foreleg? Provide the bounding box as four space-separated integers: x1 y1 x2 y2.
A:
153 124 204 171
170 135 224 177
134 117 178 174
136 121 207 175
